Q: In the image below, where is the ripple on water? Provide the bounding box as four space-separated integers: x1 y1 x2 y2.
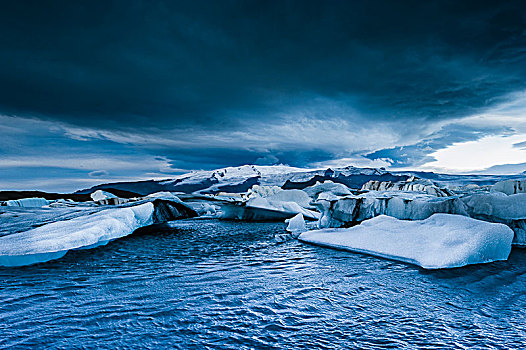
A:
1 219 526 349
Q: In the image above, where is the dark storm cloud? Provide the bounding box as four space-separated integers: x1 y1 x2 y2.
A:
1 0 526 128
2 0 526 189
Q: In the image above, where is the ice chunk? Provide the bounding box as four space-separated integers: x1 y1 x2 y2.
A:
361 178 452 197
145 191 183 203
491 179 526 195
302 181 352 199
4 197 50 207
286 213 306 234
463 192 526 221
246 185 282 199
264 189 313 208
0 203 155 267
299 214 514 269
0 198 197 267
462 192 526 246
315 191 468 228
90 190 117 201
245 198 319 220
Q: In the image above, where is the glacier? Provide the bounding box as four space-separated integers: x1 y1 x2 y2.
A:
299 214 514 269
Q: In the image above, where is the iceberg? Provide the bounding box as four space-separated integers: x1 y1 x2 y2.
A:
0 203 155 267
299 214 514 269
3 197 50 207
361 177 452 197
302 181 352 199
90 190 130 205
216 187 320 221
462 192 526 246
90 190 117 201
0 197 197 267
314 191 467 228
286 213 306 234
245 189 319 220
491 179 526 195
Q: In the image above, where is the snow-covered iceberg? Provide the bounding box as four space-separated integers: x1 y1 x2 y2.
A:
299 214 514 269
0 196 197 267
3 197 50 207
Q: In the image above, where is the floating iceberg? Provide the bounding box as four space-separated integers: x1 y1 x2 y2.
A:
0 197 197 267
244 189 319 220
286 213 306 234
90 190 129 205
90 190 117 201
3 197 50 207
216 187 320 221
361 177 452 197
462 192 526 246
491 179 526 195
299 214 514 269
314 191 467 228
302 181 352 199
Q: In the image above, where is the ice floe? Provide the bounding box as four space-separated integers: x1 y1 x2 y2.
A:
299 214 514 269
0 194 197 267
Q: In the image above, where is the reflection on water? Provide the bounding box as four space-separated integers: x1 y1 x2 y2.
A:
1 219 525 349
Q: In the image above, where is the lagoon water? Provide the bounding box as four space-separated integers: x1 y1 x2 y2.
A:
1 219 525 349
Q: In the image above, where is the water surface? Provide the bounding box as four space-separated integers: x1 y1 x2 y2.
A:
1 219 525 349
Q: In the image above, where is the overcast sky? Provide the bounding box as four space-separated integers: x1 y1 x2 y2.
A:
1 0 526 191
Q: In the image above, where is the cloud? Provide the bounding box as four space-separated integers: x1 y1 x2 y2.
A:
254 154 279 166
1 1 526 189
88 170 109 177
1 1 526 129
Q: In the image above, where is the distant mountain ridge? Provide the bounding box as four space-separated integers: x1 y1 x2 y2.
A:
74 164 526 197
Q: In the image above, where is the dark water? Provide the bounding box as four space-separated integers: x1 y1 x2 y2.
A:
1 220 525 349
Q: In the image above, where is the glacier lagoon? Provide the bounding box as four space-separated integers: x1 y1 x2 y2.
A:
1 219 526 349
